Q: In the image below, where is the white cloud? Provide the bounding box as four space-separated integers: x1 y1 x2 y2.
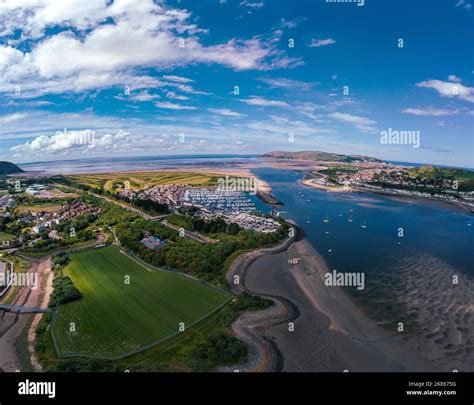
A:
260 77 318 90
241 96 290 108
0 0 299 97
167 83 211 95
278 18 302 29
154 101 197 110
166 91 189 101
402 107 458 116
128 90 160 102
310 38 336 48
162 75 194 84
11 129 102 154
329 112 377 133
0 112 28 124
416 79 474 103
448 74 462 83
208 108 244 117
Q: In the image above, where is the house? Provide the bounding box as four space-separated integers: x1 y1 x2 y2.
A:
141 236 165 250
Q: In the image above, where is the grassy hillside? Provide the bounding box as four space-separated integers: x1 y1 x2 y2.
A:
0 161 24 175
409 165 474 191
51 246 231 359
68 171 218 192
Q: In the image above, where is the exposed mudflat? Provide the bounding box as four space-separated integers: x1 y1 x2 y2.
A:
226 227 442 372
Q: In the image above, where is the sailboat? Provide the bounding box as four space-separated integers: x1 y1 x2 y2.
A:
348 215 353 223
361 219 367 229
323 215 329 223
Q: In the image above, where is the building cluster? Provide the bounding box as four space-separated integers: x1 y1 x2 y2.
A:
60 199 100 220
182 188 256 213
28 200 100 234
0 194 16 211
119 184 186 208
25 184 47 196
197 210 280 233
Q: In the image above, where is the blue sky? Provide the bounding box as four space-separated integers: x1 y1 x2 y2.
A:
0 0 473 167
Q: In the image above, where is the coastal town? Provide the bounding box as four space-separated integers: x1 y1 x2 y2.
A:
0 174 282 260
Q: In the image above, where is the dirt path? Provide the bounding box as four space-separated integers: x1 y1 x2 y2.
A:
0 258 44 372
27 258 53 372
0 233 107 372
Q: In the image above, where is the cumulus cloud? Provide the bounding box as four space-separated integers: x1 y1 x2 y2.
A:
11 129 103 155
0 0 300 97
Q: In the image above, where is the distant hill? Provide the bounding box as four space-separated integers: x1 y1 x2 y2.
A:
262 151 383 163
0 161 24 175
408 165 474 191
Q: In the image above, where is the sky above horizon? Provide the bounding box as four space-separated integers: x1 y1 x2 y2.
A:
0 0 473 167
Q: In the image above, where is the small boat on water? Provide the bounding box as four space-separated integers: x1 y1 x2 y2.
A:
323 215 329 223
306 219 311 224
328 248 332 253
325 231 330 234
468 222 472 227
361 219 367 229
397 241 402 245
348 215 353 223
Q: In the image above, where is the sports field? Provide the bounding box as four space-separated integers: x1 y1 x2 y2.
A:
51 246 231 359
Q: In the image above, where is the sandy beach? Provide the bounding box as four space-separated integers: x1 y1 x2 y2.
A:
226 226 437 372
300 178 352 193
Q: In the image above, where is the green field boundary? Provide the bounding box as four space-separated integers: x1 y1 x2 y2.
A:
49 296 234 361
48 246 234 361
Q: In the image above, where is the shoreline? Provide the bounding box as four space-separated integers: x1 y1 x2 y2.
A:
225 225 436 372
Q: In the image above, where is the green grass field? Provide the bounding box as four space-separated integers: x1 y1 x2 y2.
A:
51 246 231 359
0 231 15 242
69 171 218 192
